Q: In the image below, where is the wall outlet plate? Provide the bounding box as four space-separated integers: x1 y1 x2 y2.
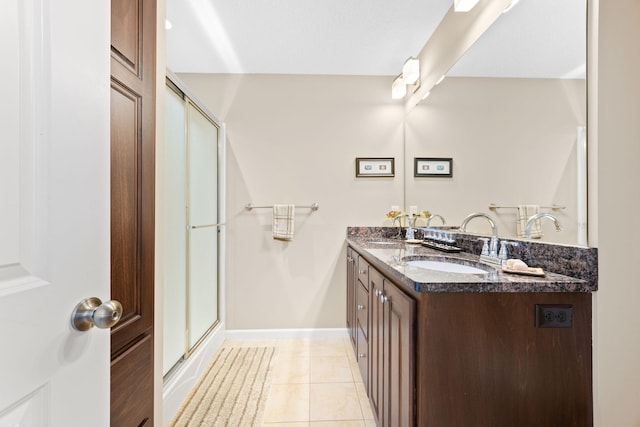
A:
535 304 573 328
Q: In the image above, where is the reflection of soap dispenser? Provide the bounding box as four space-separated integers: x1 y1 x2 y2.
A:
477 238 490 256
406 226 415 240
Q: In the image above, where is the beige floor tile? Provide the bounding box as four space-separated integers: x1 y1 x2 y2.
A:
272 356 310 384
264 383 310 423
310 421 365 427
364 420 377 427
310 356 354 383
309 338 348 357
278 338 313 357
309 383 363 421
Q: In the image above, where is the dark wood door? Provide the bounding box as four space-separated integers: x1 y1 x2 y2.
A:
110 0 156 425
382 279 415 427
369 268 385 424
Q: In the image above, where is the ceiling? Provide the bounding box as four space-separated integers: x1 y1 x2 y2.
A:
165 0 586 79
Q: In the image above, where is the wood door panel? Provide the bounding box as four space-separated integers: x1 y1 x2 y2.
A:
111 0 141 74
111 334 154 426
110 0 155 424
110 80 151 352
110 81 140 324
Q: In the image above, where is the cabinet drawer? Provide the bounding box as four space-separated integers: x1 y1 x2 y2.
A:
357 257 370 290
356 282 369 339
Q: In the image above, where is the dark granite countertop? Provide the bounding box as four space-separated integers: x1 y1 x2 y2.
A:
347 231 597 293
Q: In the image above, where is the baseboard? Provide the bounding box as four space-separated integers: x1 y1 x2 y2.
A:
225 327 349 340
162 323 226 426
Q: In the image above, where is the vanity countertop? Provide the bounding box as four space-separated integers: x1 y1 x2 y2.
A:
347 236 596 293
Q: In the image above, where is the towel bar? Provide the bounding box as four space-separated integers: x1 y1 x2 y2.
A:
245 203 319 211
488 203 565 211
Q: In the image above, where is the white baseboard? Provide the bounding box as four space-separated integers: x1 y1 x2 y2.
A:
162 323 226 426
225 327 348 340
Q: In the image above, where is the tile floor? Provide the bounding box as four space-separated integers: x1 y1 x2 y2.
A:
222 337 376 427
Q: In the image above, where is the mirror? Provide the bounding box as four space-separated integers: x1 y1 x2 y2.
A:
404 0 587 246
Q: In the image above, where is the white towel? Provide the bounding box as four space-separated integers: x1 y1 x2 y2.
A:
516 204 542 238
273 204 295 241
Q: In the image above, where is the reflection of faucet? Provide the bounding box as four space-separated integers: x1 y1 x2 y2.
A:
425 214 446 227
525 213 562 239
392 215 404 239
460 212 499 259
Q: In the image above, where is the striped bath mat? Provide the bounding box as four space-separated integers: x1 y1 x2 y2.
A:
170 346 276 426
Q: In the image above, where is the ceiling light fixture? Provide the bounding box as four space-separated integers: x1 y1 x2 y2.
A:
391 57 421 100
391 75 407 100
402 58 420 85
165 19 173 30
453 0 480 12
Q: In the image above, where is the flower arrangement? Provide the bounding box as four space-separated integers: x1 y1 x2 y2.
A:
386 210 405 219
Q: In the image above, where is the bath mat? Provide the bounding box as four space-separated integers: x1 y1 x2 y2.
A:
169 346 276 426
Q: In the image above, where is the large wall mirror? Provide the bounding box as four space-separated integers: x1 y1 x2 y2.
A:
405 0 587 246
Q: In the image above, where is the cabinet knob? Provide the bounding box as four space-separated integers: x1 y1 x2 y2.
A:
359 269 367 275
375 289 382 296
358 353 366 359
357 304 365 310
380 294 390 304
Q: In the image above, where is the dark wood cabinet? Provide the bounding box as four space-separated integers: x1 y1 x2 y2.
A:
347 245 593 427
346 248 357 348
369 267 415 427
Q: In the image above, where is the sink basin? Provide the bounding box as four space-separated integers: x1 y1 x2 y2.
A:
404 259 489 275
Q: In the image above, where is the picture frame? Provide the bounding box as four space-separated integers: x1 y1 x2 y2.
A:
355 157 395 177
414 157 453 177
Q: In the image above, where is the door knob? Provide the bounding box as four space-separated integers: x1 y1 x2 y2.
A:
71 297 123 331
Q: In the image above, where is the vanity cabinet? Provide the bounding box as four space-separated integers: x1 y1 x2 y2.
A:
369 268 415 427
350 254 370 387
346 247 357 348
346 245 593 427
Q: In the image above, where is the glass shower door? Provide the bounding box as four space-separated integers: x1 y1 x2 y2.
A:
186 101 219 351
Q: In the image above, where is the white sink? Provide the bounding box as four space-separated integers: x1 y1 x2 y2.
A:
405 260 489 275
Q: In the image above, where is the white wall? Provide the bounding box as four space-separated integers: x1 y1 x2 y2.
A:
178 74 404 329
593 0 640 425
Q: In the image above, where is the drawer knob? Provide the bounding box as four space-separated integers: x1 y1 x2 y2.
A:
358 353 366 358
357 304 365 310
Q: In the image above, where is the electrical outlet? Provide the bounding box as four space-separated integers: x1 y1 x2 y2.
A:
535 304 573 328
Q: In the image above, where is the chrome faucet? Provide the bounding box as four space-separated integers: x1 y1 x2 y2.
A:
425 214 446 227
525 213 562 239
460 212 500 262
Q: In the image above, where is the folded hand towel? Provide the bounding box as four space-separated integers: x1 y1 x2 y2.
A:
273 204 295 241
516 204 542 238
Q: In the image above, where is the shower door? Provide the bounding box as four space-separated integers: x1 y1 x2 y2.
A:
163 79 220 376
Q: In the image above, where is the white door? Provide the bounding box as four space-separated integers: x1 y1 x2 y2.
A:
0 1 111 426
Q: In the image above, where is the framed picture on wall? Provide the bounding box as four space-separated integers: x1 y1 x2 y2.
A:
414 157 453 177
356 157 395 177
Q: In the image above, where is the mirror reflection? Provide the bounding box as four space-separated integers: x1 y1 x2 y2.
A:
405 0 587 246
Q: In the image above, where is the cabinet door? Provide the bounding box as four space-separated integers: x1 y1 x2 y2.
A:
346 248 357 348
369 268 385 424
382 279 415 427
